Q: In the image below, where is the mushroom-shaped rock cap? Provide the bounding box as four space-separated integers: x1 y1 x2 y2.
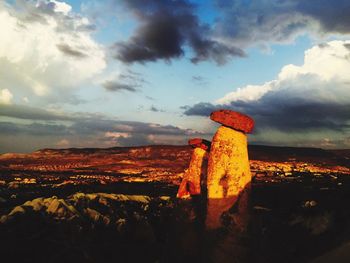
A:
210 109 254 133
188 138 211 151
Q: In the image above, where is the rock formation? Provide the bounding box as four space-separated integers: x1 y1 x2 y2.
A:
206 109 254 229
177 138 211 198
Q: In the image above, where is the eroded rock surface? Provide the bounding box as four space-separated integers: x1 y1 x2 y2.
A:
210 109 254 134
177 139 210 198
0 193 170 226
206 110 254 229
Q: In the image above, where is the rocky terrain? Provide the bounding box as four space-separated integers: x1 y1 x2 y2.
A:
0 145 348 189
0 145 349 262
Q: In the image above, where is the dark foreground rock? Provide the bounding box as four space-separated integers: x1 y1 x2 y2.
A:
1 187 350 263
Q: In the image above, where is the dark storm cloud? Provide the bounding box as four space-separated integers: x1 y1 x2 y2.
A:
183 92 350 134
214 0 350 47
114 0 245 64
295 0 350 33
69 119 204 148
99 120 199 136
102 81 139 92
0 122 70 136
113 0 350 65
235 98 350 132
56 44 88 58
0 106 201 137
0 107 204 152
115 13 185 62
0 104 74 121
189 39 245 64
182 102 220 117
71 118 202 137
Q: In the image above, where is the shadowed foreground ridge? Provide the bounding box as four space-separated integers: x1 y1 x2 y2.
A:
0 144 349 263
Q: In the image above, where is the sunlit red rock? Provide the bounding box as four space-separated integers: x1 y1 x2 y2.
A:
206 110 254 229
210 109 254 133
177 139 210 198
188 138 211 151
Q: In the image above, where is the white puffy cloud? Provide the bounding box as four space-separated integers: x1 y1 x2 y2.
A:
49 0 72 14
219 40 350 105
184 40 350 148
0 0 106 102
0 89 13 104
216 82 275 104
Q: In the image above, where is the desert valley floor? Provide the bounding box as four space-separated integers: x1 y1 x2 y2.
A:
0 145 349 263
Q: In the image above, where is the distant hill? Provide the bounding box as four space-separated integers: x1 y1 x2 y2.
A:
0 144 348 191
330 149 350 159
30 144 349 168
248 145 349 167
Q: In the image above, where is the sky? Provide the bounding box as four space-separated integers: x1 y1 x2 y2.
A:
0 0 349 153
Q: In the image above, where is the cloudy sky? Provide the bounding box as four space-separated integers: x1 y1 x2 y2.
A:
1 0 350 153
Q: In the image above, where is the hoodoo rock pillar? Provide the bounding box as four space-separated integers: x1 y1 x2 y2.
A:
206 110 254 229
177 138 211 198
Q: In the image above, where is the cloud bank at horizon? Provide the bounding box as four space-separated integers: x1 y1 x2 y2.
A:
183 40 350 148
